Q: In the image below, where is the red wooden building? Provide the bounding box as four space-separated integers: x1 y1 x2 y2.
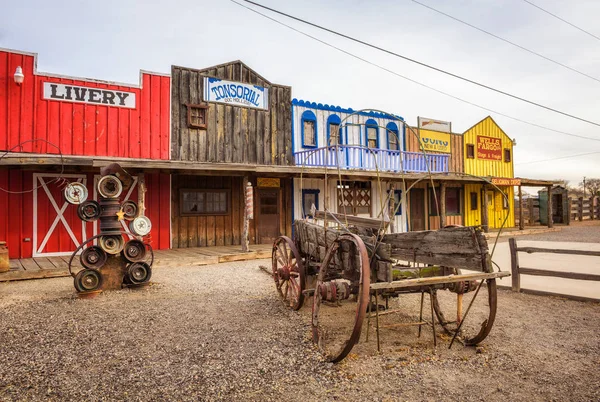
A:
0 48 171 258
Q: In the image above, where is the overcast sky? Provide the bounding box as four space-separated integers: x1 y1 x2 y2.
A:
2 0 599 186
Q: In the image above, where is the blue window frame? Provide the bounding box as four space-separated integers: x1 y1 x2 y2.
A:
365 119 379 149
301 189 320 217
386 122 400 151
326 114 342 146
301 110 318 148
388 189 403 215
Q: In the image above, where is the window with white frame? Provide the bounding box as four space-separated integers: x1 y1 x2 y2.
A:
386 122 400 151
365 119 378 149
301 110 317 148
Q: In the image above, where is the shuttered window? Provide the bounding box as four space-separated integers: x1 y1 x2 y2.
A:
180 189 229 216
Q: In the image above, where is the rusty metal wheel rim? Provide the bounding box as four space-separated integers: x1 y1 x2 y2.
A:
311 233 370 363
127 262 151 284
97 175 123 199
432 278 498 346
77 269 103 292
122 239 147 263
63 182 88 205
99 235 125 255
272 236 305 311
121 200 138 221
77 200 101 222
80 246 108 270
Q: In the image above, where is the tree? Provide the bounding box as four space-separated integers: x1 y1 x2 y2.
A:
579 178 600 196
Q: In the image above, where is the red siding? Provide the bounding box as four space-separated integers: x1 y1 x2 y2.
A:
0 50 170 160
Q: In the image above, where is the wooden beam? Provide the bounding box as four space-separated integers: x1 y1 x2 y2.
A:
481 187 489 233
518 267 600 281
439 181 446 228
509 237 520 292
314 210 389 229
547 186 553 228
516 247 600 257
518 186 524 230
369 271 510 290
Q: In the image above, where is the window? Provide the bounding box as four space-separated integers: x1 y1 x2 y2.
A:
429 186 461 216
504 148 511 162
327 114 342 146
388 189 403 215
502 191 509 209
302 189 320 217
365 119 379 149
180 189 229 216
470 192 478 210
301 110 317 148
466 144 475 159
386 122 400 151
186 104 209 129
337 181 371 215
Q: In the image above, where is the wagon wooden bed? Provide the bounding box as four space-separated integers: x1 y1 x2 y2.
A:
271 213 510 363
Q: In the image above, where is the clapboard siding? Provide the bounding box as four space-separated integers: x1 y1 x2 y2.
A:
171 62 292 165
405 127 463 173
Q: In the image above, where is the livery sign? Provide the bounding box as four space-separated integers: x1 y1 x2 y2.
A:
477 135 502 160
203 77 268 110
419 129 451 153
43 82 136 108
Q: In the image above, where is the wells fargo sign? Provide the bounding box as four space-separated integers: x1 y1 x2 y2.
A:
43 82 136 108
419 129 451 153
491 177 521 186
477 135 502 160
204 77 268 110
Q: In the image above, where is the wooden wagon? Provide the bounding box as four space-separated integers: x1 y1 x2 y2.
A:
271 212 510 362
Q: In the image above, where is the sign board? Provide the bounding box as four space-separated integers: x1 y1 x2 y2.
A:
203 77 268 110
476 135 502 160
491 178 521 186
418 116 451 133
43 82 136 108
419 129 451 153
257 178 280 188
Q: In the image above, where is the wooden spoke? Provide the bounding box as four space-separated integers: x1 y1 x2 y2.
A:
271 236 306 311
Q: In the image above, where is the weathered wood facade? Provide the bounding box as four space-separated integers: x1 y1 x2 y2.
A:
171 61 292 165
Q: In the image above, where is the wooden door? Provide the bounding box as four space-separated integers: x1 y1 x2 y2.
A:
486 190 496 229
409 188 425 231
256 188 280 244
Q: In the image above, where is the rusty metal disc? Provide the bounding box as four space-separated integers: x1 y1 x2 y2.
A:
75 269 103 292
129 216 152 236
63 182 88 205
80 246 108 270
121 200 138 221
272 236 305 311
126 262 152 284
97 175 123 199
311 233 370 363
98 235 125 255
77 200 101 222
122 240 146 263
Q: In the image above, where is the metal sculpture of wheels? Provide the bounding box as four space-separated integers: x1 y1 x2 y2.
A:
77 200 101 222
99 235 125 255
97 175 123 198
64 182 88 205
272 236 305 311
80 246 108 270
122 239 147 263
311 233 370 363
432 277 498 346
121 200 138 220
126 262 152 284
74 269 103 292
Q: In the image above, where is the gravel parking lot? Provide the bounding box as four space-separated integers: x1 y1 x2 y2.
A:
1 259 599 401
495 220 600 243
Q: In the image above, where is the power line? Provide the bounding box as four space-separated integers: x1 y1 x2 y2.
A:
230 0 600 143
240 0 600 127
516 150 600 165
411 0 600 83
523 0 600 42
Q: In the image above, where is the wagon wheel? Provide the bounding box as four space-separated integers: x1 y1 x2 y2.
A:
272 236 305 310
431 274 498 346
311 233 370 363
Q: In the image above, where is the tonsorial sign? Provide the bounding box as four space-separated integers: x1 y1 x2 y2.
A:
43 82 136 108
204 77 268 110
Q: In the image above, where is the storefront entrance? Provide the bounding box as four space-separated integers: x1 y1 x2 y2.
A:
256 188 280 244
409 188 425 231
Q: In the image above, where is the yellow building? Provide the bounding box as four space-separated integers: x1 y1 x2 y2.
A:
462 116 515 230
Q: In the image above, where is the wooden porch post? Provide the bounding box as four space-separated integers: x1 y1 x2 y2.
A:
518 185 524 230
389 182 396 233
440 181 446 228
242 176 250 252
137 173 146 217
481 186 489 233
547 186 553 228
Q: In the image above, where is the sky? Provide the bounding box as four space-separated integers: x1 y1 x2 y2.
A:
1 0 599 186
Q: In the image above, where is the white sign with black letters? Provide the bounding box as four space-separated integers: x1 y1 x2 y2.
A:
203 77 268 110
42 82 136 109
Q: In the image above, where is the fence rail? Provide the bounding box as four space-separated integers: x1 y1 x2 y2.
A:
514 195 599 226
294 146 449 173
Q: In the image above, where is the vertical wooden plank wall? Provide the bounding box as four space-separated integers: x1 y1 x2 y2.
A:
170 62 293 165
0 50 170 159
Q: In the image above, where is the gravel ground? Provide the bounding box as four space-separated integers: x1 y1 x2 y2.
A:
495 220 600 243
1 260 599 401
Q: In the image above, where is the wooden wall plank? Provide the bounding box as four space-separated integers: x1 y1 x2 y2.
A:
188 72 199 161
170 68 180 160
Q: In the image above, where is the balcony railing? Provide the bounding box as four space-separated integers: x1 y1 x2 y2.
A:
294 145 449 173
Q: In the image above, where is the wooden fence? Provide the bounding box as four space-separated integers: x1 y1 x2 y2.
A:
509 237 600 302
569 196 600 222
514 197 540 226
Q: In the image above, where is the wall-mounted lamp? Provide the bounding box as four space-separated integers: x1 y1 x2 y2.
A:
14 66 24 85
512 137 517 146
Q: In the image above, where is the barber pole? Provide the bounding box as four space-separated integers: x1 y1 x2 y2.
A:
246 182 254 220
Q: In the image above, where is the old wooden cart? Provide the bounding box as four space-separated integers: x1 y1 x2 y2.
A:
271 212 510 362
